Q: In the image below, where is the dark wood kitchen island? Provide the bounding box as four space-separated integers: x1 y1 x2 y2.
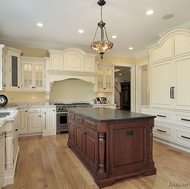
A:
67 108 156 188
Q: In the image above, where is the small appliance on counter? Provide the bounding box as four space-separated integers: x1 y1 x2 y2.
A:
95 97 108 104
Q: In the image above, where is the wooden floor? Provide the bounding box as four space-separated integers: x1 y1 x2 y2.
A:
3 134 190 189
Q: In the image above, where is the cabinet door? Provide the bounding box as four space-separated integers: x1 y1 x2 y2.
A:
75 123 85 157
28 111 42 132
8 51 21 89
23 61 45 90
44 107 56 135
108 120 150 177
68 121 76 146
0 127 5 189
151 61 174 108
97 66 113 92
34 63 44 89
84 127 98 173
23 62 32 88
19 109 28 134
13 113 19 164
174 57 190 110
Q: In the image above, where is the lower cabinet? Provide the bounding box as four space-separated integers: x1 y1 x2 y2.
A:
68 114 98 173
150 108 190 152
68 111 156 188
4 111 19 186
19 107 56 136
0 123 5 189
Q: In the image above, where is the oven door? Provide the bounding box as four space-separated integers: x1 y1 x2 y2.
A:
56 112 68 133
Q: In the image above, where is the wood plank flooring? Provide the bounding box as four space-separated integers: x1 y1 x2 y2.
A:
3 134 190 189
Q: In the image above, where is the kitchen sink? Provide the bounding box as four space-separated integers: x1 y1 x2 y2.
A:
0 112 11 118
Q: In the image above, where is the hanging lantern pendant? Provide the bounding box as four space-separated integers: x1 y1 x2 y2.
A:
90 0 113 59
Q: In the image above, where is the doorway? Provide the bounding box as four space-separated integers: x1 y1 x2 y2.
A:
114 66 131 110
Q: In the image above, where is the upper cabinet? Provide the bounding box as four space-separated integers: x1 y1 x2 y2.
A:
0 44 5 90
47 48 96 73
149 28 190 64
6 47 23 90
97 64 114 92
149 27 190 110
21 56 45 91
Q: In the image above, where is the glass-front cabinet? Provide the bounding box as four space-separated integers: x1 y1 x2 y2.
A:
22 57 45 90
97 64 113 92
6 47 23 90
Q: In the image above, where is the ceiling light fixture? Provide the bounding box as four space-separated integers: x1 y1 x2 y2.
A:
112 35 117 39
78 29 84 33
91 0 113 59
37 23 43 27
129 47 133 50
146 10 154 15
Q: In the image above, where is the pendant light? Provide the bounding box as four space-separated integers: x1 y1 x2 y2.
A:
90 0 113 59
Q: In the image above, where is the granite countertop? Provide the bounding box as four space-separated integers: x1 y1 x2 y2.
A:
68 107 156 122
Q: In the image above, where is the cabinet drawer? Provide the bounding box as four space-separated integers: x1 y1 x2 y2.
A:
153 124 173 141
152 109 173 123
28 108 41 112
174 127 190 148
84 119 96 130
174 112 190 128
75 115 83 124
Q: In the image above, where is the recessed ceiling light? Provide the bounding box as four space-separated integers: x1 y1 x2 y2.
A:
112 35 117 39
129 47 133 50
146 10 154 15
78 29 84 33
37 23 43 27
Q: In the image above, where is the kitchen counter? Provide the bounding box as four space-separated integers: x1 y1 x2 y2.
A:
68 107 155 122
67 108 156 188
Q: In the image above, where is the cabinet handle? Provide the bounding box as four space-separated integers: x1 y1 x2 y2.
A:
157 129 167 133
181 118 190 122
39 115 41 117
18 86 20 88
170 87 175 99
157 114 167 118
15 129 18 131
181 135 190 140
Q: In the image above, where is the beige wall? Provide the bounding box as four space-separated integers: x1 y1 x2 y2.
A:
2 91 45 103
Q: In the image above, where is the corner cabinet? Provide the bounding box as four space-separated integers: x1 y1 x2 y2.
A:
97 64 114 92
21 56 45 91
149 27 190 152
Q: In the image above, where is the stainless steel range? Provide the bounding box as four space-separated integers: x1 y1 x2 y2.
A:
55 103 92 134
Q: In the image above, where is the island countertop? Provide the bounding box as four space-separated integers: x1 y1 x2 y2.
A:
68 107 155 122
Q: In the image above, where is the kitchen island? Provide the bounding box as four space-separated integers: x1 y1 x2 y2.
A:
67 108 156 188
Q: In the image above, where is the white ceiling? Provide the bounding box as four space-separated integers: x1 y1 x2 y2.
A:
0 0 190 57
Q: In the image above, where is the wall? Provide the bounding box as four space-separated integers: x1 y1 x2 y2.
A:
1 91 45 104
49 79 94 104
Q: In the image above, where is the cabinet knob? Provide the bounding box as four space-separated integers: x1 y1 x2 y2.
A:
39 115 41 117
15 129 19 131
18 86 20 88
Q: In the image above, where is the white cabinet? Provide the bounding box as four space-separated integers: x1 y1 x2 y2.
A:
28 108 42 133
19 107 56 136
43 107 56 136
21 57 45 91
6 47 23 90
4 111 19 185
0 123 5 189
19 108 27 133
151 56 190 110
149 27 190 151
97 65 113 92
47 48 96 73
0 44 5 90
